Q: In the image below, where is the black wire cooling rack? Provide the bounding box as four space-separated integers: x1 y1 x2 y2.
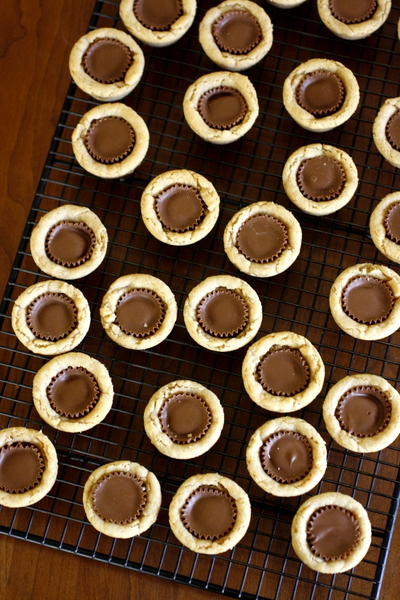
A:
1 1 400 598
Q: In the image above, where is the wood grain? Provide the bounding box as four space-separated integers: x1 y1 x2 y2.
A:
0 2 398 599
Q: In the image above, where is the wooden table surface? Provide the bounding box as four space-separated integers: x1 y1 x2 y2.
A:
0 2 398 599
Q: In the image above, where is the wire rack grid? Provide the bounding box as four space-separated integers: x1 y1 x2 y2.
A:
1 1 400 599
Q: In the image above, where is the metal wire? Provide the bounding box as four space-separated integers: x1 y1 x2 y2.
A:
1 1 400 598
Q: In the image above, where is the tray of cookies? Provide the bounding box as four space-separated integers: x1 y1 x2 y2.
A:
1 1 400 599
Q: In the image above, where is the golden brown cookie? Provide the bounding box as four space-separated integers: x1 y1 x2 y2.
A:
32 352 114 433
183 274 262 352
291 492 371 573
282 144 359 215
329 262 400 340
183 71 259 144
246 417 327 497
100 273 177 350
140 169 220 246
199 0 273 72
223 201 302 277
242 331 325 412
322 373 400 453
143 379 224 459
71 102 149 179
373 96 400 168
282 58 360 132
30 204 108 280
11 280 91 356
119 0 197 47
317 0 391 40
83 460 162 538
370 192 400 263
168 472 251 554
69 27 145 101
265 0 307 6
0 427 58 508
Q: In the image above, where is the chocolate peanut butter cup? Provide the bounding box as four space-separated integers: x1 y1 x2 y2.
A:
155 184 206 233
329 0 377 24
284 59 360 131
141 169 220 246
384 203 400 243
236 214 288 263
26 293 78 342
341 276 394 325
0 442 44 494
297 156 346 201
85 116 135 164
199 1 273 72
181 486 237 540
330 263 400 341
323 373 400 453
82 37 133 84
133 0 182 31
46 366 100 419
373 98 400 168
92 471 147 524
30 204 108 280
307 505 360 561
101 274 177 350
292 491 371 573
197 87 247 130
158 393 212 444
184 275 262 352
256 347 310 397
335 386 391 437
144 379 224 460
45 221 96 268
212 10 262 55
385 110 400 151
296 70 345 118
33 352 114 433
260 431 313 484
196 288 249 338
115 289 165 338
247 417 327 496
83 461 162 537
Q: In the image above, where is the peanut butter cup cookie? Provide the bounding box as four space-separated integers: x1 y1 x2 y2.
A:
183 274 262 352
169 473 251 554
100 273 177 350
283 58 360 132
223 201 302 276
199 0 273 72
119 0 197 47
246 417 327 497
323 373 400 453
265 0 307 7
12 280 90 356
71 102 149 179
69 27 145 101
144 379 224 459
30 204 108 280
317 0 391 40
373 96 400 168
370 192 400 263
83 460 162 538
242 331 325 412
32 352 114 433
282 144 359 215
183 71 259 144
329 263 400 340
0 427 58 508
291 492 371 573
141 169 220 245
